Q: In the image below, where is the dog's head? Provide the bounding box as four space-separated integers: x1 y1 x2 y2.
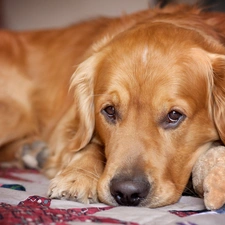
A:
71 16 225 207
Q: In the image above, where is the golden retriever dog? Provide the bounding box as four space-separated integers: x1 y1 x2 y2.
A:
0 5 225 208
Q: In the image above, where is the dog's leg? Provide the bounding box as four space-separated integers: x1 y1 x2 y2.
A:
0 97 41 167
47 142 105 204
0 66 40 167
192 145 225 210
0 137 48 169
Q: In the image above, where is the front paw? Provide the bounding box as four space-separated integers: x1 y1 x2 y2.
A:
47 143 105 204
48 167 99 204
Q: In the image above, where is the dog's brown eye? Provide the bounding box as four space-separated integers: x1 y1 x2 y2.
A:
104 106 115 115
167 110 183 123
162 110 185 129
102 105 117 123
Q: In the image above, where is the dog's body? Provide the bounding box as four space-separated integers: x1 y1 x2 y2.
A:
1 5 225 208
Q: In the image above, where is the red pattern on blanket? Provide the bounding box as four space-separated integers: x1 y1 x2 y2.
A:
0 167 39 182
0 195 138 225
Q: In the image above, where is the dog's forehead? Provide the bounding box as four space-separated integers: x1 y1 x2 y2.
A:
95 24 212 110
98 31 210 93
100 22 207 77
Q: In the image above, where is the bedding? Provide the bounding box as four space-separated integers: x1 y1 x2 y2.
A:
0 166 225 225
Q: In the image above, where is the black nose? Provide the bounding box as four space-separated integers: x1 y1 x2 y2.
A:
110 178 150 206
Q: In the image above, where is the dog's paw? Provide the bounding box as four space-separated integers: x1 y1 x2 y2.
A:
21 141 48 169
48 167 99 204
203 166 225 210
47 143 104 204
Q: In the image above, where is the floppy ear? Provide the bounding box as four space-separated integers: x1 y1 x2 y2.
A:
211 54 225 143
66 37 112 152
68 53 101 151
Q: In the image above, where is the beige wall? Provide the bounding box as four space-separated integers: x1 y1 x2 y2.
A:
1 0 153 30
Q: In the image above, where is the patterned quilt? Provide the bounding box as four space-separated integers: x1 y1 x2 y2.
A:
0 167 225 225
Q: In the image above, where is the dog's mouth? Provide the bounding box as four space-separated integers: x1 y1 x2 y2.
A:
98 171 185 208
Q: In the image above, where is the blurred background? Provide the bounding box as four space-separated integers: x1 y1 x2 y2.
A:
0 0 224 31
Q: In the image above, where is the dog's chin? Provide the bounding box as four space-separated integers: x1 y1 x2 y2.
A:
98 177 182 208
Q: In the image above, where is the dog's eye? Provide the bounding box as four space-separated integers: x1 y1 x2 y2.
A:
167 110 183 123
102 105 117 123
162 110 185 129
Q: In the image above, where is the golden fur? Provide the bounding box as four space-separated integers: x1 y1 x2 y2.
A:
1 5 225 207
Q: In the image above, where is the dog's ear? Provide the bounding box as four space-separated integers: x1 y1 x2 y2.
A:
69 53 102 151
210 54 225 143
